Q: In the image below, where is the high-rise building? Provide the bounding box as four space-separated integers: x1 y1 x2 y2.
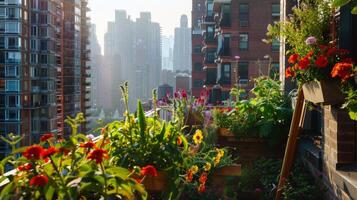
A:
104 11 161 111
192 0 280 101
173 15 191 72
191 0 206 97
162 35 174 70
0 0 89 157
88 24 102 109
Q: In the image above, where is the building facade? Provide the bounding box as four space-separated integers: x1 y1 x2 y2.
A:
104 11 161 112
191 0 206 97
0 0 89 157
192 0 280 100
173 15 191 72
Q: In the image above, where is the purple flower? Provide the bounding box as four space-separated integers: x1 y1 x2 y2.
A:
86 134 95 140
305 36 317 45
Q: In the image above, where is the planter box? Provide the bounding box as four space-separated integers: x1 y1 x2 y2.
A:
302 80 345 105
140 165 241 192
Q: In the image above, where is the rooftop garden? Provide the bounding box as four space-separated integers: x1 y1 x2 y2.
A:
0 0 356 199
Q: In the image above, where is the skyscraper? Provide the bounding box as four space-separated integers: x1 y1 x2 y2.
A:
104 11 161 111
173 15 191 72
0 0 89 157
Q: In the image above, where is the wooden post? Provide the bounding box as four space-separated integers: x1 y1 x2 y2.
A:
275 88 305 200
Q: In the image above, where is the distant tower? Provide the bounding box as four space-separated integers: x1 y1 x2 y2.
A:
173 15 192 72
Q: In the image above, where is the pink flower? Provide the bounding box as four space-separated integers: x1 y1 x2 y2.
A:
305 36 317 45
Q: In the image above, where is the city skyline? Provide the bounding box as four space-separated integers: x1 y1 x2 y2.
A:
89 0 192 54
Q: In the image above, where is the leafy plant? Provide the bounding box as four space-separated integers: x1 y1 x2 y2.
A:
333 0 357 14
212 77 292 145
0 113 147 200
108 82 235 198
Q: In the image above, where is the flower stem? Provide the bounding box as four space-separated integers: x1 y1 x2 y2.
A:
100 163 108 199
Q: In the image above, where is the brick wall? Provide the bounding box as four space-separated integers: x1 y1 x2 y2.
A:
322 106 357 200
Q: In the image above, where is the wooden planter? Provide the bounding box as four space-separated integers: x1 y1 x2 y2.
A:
302 80 345 105
140 165 241 192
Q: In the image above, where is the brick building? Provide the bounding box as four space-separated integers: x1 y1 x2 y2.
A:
192 0 280 100
0 0 90 157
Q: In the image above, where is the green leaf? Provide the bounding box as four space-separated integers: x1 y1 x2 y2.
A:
332 0 350 7
349 111 357 121
352 6 357 14
137 100 147 140
105 166 130 179
0 182 14 200
11 146 27 154
44 185 55 200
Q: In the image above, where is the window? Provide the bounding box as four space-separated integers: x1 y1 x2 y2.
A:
7 95 20 107
221 4 231 27
193 80 204 88
6 80 19 91
6 52 21 63
239 33 249 50
205 49 216 64
0 37 4 48
239 4 249 27
30 54 37 63
223 34 231 56
8 8 20 19
206 69 217 85
0 22 5 32
40 40 47 50
193 45 202 54
31 26 37 36
0 95 4 106
0 7 5 18
5 22 20 33
272 3 280 20
30 39 37 50
206 25 215 42
207 1 214 17
222 64 231 81
6 110 19 121
8 37 20 49
238 62 249 81
272 38 280 52
5 66 18 77
194 63 203 71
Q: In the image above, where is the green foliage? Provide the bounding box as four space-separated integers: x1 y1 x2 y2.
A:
267 0 332 56
333 0 357 14
237 158 323 200
212 77 292 145
0 113 147 200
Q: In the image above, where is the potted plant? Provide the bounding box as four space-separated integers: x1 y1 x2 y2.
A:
0 114 147 200
107 83 240 198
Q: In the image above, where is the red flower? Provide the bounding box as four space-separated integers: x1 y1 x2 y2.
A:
141 165 158 177
181 90 187 99
331 62 353 81
23 145 44 160
87 148 109 164
80 141 96 149
197 183 206 193
285 67 295 78
298 57 310 70
58 147 70 155
40 133 54 142
186 170 193 182
288 54 299 64
199 172 208 184
319 45 328 51
315 56 328 68
41 147 58 159
177 137 182 145
327 47 337 57
18 163 32 171
29 175 48 187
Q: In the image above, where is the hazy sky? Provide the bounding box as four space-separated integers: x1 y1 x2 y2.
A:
88 0 192 53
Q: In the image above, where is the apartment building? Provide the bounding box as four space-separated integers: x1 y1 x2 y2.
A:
173 15 191 72
0 0 89 157
192 0 280 100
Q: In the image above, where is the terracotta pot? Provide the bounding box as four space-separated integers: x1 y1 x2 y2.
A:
137 171 167 191
213 165 242 177
302 80 345 105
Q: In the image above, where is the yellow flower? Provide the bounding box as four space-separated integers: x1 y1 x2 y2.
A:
204 163 211 172
190 165 199 174
216 149 224 157
193 130 203 145
214 156 221 167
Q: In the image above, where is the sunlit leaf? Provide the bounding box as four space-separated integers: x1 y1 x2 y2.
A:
332 0 350 7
